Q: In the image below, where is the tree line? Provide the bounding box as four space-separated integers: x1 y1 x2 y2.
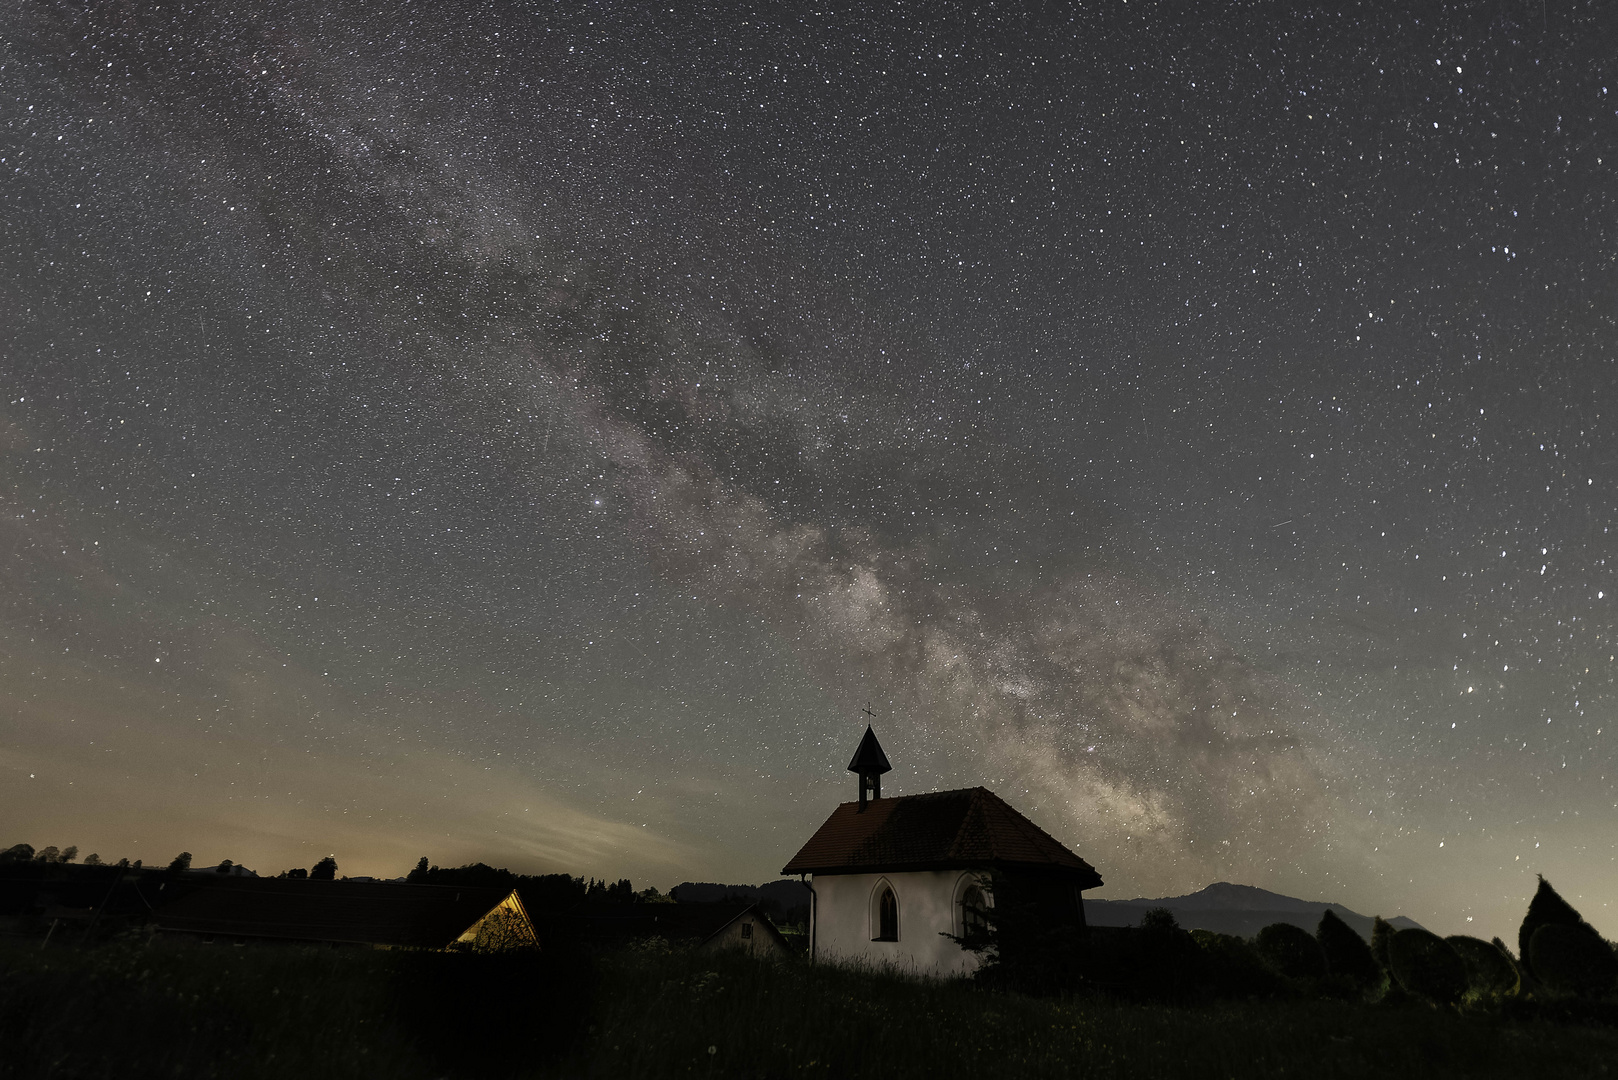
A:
964 873 1618 1013
0 843 675 906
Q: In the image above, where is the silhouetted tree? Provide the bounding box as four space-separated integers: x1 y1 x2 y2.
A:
606 878 634 903
418 862 517 889
1387 928 1467 1004
1447 934 1519 998
1131 907 1205 999
60 846 78 864
167 852 192 872
1141 907 1179 933
1369 916 1394 972
1254 923 1326 980
83 853 103 866
1530 923 1618 998
1518 876 1592 977
115 858 130 869
279 867 308 879
1317 909 1378 987
1 844 34 864
408 857 431 883
216 859 234 874
310 856 338 880
35 846 61 863
130 859 142 871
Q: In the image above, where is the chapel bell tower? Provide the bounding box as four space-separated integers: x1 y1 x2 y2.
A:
847 724 893 810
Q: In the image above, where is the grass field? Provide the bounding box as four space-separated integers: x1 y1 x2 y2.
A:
3 937 1617 1079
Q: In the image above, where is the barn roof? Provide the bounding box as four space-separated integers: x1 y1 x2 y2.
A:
150 878 520 948
780 786 1103 886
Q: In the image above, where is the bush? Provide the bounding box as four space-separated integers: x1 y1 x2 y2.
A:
1317 909 1378 987
968 917 1222 1002
1445 935 1519 998
1254 923 1326 980
1130 915 1204 1001
1387 929 1467 1005
1518 876 1592 977
1189 930 1285 999
1529 923 1618 999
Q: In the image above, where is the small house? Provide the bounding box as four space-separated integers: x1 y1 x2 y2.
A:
693 902 793 959
538 899 793 958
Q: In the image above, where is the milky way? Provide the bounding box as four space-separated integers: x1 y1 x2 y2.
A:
2 1 1614 939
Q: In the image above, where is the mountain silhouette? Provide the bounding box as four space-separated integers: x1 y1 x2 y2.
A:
1085 881 1423 941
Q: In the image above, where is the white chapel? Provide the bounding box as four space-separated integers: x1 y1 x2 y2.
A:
781 725 1104 977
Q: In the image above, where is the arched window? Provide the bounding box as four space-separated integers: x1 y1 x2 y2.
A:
961 885 989 937
873 883 899 941
952 873 993 941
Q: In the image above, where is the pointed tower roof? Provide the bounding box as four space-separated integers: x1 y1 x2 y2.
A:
846 725 892 776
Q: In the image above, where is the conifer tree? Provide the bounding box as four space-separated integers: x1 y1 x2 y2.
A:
1530 922 1618 998
1518 876 1591 975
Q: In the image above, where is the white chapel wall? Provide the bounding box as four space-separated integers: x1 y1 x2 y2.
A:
812 870 983 978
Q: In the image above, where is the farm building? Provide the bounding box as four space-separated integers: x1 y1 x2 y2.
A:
151 877 536 950
694 903 793 959
540 899 793 958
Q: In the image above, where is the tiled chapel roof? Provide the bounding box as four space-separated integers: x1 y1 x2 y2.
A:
781 786 1103 887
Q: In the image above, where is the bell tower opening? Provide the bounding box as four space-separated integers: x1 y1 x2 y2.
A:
847 719 892 811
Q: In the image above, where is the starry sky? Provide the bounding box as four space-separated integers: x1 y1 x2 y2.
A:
2 0 1614 940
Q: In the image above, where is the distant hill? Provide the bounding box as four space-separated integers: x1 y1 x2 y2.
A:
1085 882 1424 941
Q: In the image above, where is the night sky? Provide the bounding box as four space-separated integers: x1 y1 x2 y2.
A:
3 1 1615 941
